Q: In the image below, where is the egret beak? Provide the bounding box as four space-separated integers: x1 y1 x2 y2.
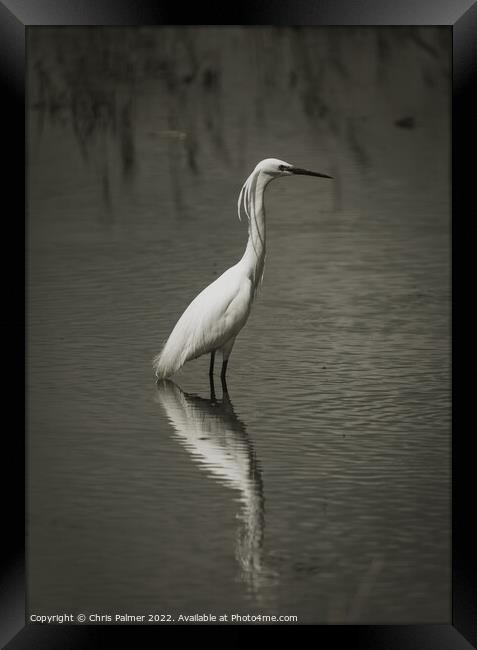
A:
290 167 333 179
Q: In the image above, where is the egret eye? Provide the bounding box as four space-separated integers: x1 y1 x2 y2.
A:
278 165 286 171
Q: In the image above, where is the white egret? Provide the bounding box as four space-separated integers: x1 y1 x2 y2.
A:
153 158 332 382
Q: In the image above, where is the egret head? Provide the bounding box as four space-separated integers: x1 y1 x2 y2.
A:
238 158 332 222
254 158 333 180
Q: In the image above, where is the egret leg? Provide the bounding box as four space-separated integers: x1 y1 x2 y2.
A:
221 373 229 399
220 359 229 382
209 351 215 377
209 374 217 403
222 387 230 405
219 336 235 383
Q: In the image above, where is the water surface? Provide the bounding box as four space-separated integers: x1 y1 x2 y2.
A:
28 27 450 624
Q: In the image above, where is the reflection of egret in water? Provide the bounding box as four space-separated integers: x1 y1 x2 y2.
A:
155 378 275 599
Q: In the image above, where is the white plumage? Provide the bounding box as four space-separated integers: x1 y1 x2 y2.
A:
153 157 332 381
153 267 252 378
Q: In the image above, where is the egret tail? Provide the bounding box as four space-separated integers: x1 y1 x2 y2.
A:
153 338 186 379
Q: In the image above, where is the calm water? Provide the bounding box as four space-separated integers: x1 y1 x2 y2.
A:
28 27 450 624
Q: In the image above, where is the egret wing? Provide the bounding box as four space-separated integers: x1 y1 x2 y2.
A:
154 266 252 377
183 268 252 361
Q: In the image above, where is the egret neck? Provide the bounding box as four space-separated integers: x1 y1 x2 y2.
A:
239 169 270 292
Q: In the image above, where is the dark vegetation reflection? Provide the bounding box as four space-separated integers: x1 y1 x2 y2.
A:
28 26 450 218
155 378 276 599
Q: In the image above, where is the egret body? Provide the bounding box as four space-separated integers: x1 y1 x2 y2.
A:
153 158 332 381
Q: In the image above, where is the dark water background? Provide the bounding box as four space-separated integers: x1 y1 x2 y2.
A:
27 27 450 623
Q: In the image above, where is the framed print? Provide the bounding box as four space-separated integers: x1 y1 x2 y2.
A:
2 0 476 647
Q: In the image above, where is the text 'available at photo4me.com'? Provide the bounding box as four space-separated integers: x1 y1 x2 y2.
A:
30 612 299 624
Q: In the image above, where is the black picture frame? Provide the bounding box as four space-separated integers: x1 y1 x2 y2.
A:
3 1 476 647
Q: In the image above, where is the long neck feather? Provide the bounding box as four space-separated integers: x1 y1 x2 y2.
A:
237 169 269 291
